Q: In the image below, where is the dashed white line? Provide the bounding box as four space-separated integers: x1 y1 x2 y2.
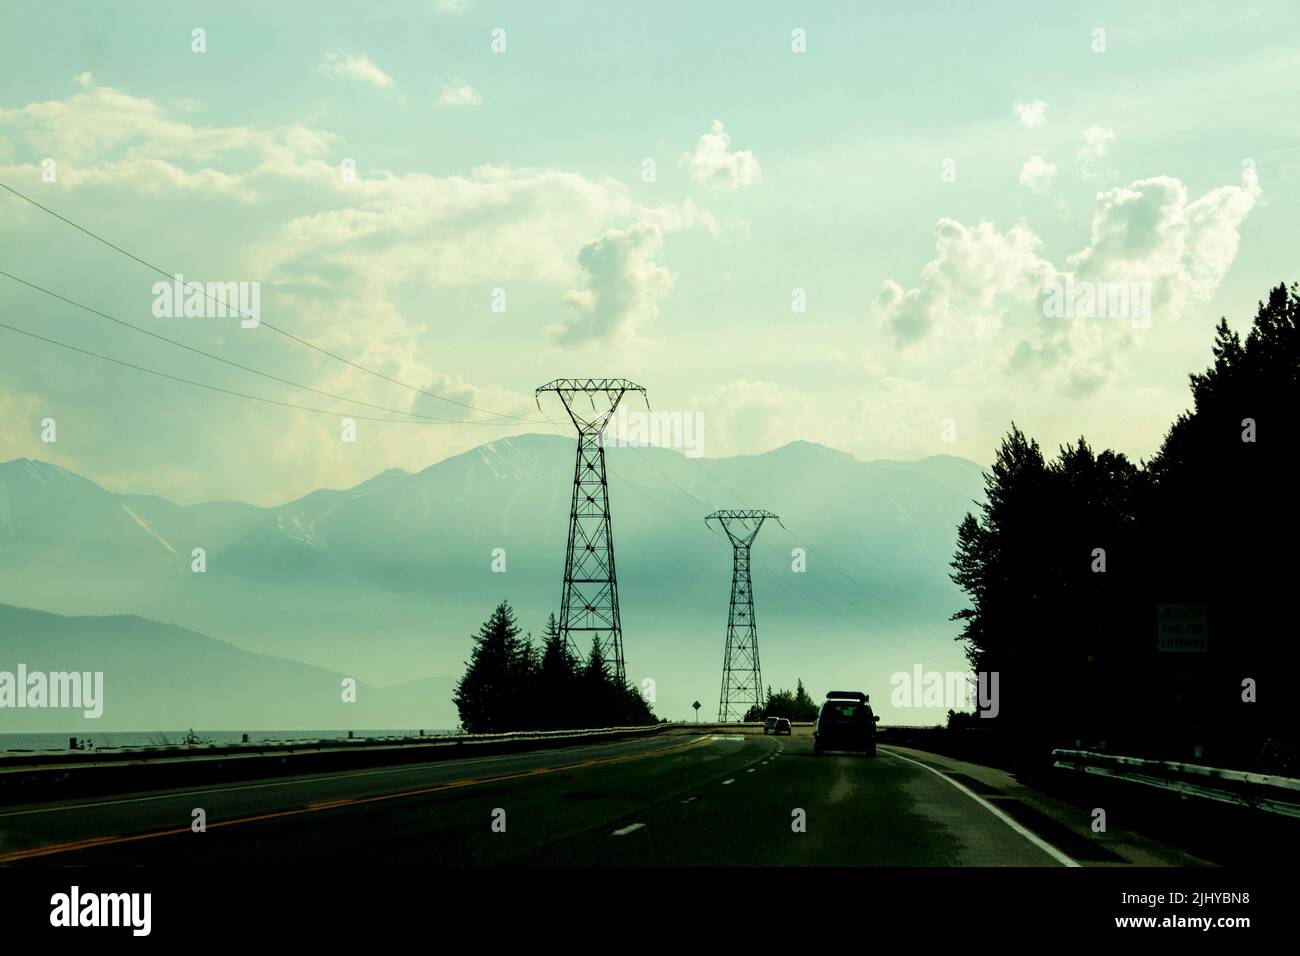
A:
680 796 697 804
722 778 735 785
611 823 645 837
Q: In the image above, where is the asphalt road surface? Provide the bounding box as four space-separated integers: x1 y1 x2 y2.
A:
0 729 1203 866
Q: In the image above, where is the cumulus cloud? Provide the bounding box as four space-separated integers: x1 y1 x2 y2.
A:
318 51 394 89
683 120 761 189
0 74 723 504
0 75 715 394
1078 125 1116 179
874 219 1056 347
0 75 335 198
1013 99 1048 129
1018 154 1057 192
546 222 675 348
436 79 483 108
1067 175 1261 317
873 173 1261 395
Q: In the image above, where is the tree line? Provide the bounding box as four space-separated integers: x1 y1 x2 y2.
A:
950 282 1298 772
453 601 657 733
742 680 819 721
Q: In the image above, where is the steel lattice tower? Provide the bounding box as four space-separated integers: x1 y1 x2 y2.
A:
536 378 646 686
706 510 781 722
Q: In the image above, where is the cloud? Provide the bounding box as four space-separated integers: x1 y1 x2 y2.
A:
0 75 335 198
691 380 816 457
1068 174 1261 316
873 173 1261 394
436 79 483 108
318 51 394 89
874 219 1056 347
1013 99 1048 129
0 74 721 505
0 76 715 401
1078 125 1116 179
546 222 675 348
683 120 761 189
1018 154 1056 192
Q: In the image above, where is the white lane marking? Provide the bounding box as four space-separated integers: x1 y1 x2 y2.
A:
0 734 697 820
722 778 735 785
881 748 1079 868
612 823 645 836
746 768 756 773
681 797 697 804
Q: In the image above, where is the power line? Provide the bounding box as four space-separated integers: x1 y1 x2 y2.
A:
621 441 968 665
0 268 525 426
685 448 970 660
603 458 969 672
0 179 542 424
0 320 533 426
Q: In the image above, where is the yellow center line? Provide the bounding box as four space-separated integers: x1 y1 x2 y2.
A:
0 734 715 864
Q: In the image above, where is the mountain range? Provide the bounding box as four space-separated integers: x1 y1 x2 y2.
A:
0 435 985 725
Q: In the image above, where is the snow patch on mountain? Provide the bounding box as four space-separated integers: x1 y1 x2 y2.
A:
119 502 180 557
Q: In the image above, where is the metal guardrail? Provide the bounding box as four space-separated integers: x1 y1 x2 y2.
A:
1051 748 1300 819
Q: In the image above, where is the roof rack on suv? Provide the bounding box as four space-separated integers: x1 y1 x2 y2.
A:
826 690 868 702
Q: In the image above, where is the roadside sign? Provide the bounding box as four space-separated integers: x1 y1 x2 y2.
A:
1157 604 1208 652
692 701 701 718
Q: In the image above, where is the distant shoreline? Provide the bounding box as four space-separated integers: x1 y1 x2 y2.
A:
0 729 459 753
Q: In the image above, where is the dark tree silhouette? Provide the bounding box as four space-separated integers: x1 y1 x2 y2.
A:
950 283 1300 772
454 603 657 732
453 601 528 734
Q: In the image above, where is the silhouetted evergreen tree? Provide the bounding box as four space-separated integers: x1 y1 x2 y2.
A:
537 613 579 729
741 680 819 721
581 638 617 725
792 679 818 720
950 282 1300 772
455 604 657 732
453 601 527 733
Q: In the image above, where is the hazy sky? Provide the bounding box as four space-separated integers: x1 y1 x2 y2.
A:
1 0 1296 506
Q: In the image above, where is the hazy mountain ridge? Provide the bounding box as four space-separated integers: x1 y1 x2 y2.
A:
0 436 986 719
0 603 457 731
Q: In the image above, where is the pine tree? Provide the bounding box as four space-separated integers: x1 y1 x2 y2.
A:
538 613 578 728
581 637 614 727
452 601 525 734
793 679 818 721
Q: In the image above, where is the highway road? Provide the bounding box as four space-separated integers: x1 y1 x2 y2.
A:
0 728 1205 867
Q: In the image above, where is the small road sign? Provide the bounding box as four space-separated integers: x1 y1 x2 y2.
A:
1157 604 1208 652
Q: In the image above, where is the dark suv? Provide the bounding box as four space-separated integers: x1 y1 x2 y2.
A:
813 691 878 756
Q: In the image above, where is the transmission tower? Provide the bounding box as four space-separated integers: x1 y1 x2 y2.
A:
706 510 782 722
536 378 647 686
